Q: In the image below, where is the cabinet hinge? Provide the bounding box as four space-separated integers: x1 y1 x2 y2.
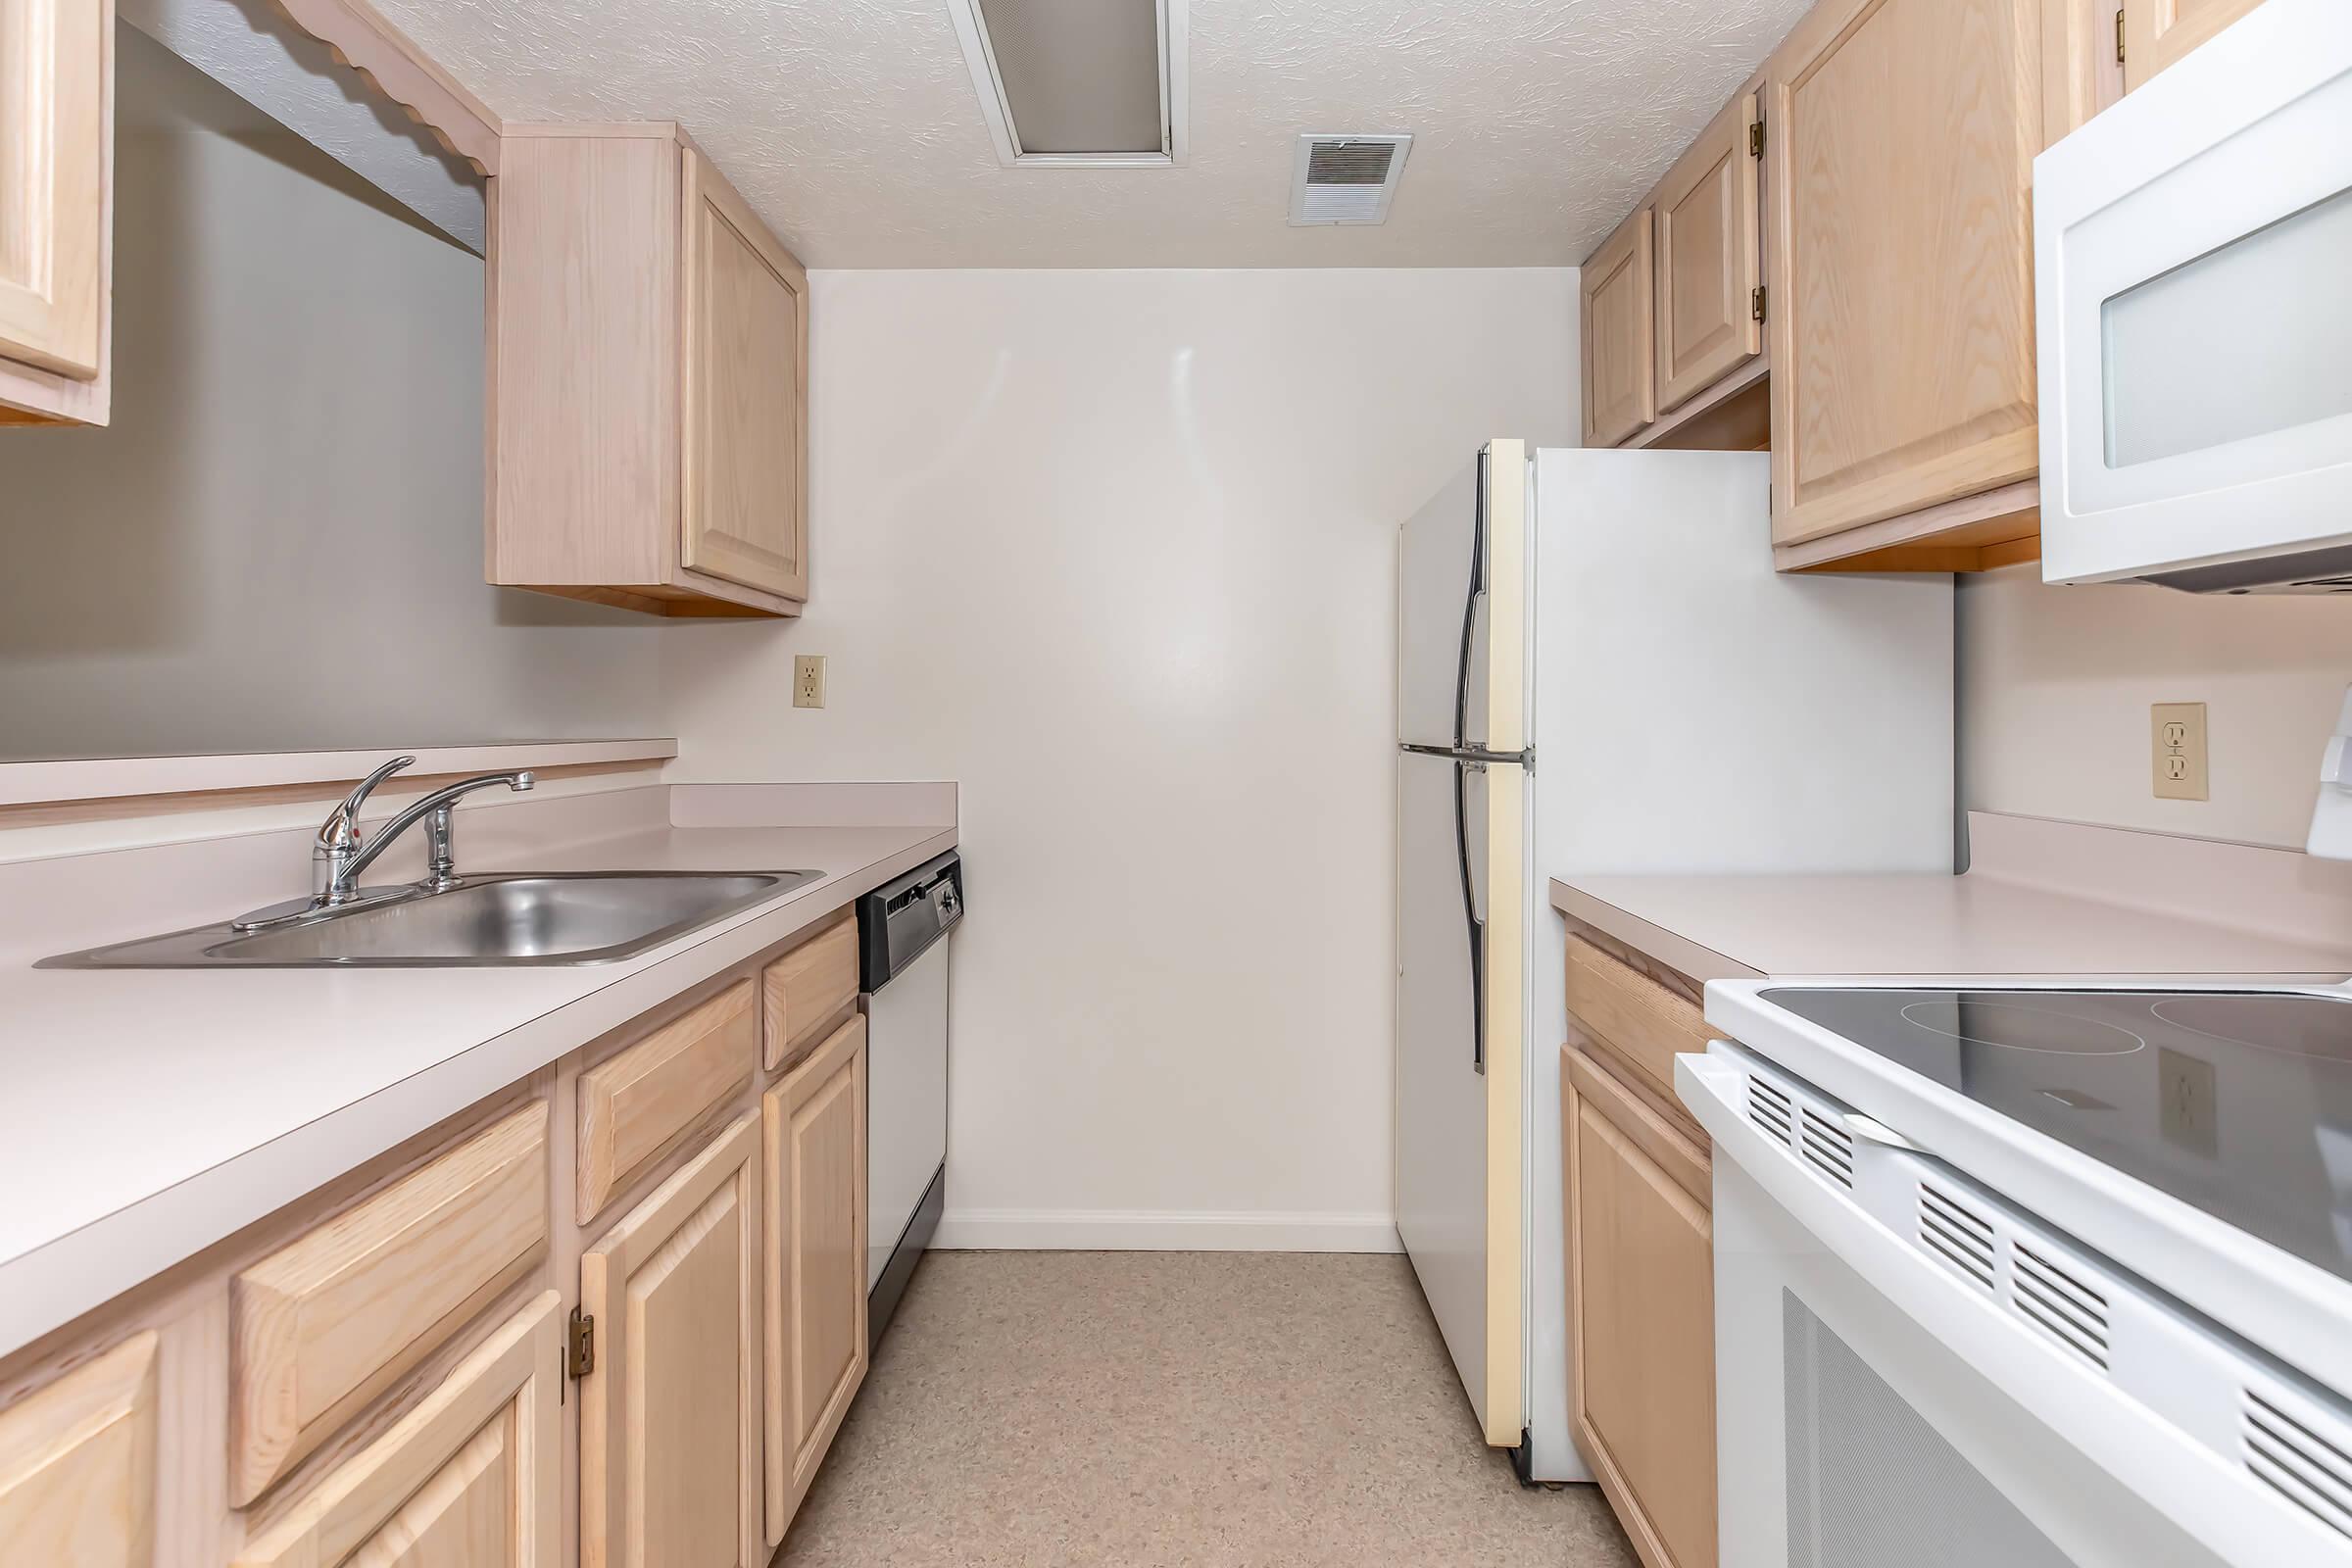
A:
566 1307 596 1379
1748 117 1764 158
2116 7 2126 62
1750 285 1767 324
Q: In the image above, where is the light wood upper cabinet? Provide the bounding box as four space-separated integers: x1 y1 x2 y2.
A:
2123 0 2268 91
1564 1047 1716 1568
761 1014 868 1548
0 1331 156 1568
681 146 810 603
0 0 113 425
1581 206 1656 447
233 1293 562 1568
1764 0 2045 547
1652 93 1763 416
580 1112 763 1568
489 123 808 618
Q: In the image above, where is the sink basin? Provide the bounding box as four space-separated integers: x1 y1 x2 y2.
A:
40 871 819 968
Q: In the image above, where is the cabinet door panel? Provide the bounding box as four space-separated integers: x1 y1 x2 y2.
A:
1565 1049 1715 1568
0 0 107 380
1767 0 2042 544
233 1293 561 1568
581 1112 762 1568
761 1014 867 1547
1654 93 1762 414
1581 207 1656 447
0 1332 156 1568
2123 0 2268 92
679 146 809 602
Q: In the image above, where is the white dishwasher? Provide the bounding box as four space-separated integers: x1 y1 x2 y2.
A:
856 851 959 1347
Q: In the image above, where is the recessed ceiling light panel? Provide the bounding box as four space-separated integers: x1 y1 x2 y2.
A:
946 0 1188 168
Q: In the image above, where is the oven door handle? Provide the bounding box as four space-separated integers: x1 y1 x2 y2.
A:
1673 1049 2350 1568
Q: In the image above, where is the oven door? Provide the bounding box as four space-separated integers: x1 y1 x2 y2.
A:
1680 1047 2350 1568
2034 0 2352 586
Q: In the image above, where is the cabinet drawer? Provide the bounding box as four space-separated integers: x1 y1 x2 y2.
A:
231 1102 549 1505
578 979 757 1222
1564 937 1711 1108
762 911 858 1071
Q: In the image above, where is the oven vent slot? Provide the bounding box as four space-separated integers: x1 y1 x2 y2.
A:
1746 1076 1792 1147
1917 1181 1996 1291
1798 1106 1855 1189
2011 1242 2111 1370
2244 1388 2352 1540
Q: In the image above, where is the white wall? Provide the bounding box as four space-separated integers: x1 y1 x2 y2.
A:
0 28 662 759
664 268 1578 1249
1959 564 2352 849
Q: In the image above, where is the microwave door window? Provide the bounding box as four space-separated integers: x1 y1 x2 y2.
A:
2101 184 2352 469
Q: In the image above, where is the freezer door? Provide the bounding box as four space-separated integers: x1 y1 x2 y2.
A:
1398 452 1486 749
1396 749 1486 1420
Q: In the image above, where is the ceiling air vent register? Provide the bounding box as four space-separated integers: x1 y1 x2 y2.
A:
1290 134 1413 225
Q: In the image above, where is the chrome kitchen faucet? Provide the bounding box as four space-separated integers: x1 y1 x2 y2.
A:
232 756 534 930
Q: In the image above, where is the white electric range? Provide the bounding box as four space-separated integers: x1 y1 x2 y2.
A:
1689 979 2352 1568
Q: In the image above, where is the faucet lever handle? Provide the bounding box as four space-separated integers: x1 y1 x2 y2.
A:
320 755 416 849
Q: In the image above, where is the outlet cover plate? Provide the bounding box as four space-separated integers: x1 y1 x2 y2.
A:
793 655 826 710
2152 702 2208 801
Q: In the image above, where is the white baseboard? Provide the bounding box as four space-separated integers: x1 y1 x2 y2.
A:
931 1207 1403 1253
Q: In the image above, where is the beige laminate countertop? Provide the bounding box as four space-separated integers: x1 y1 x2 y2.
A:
1549 814 2352 984
0 817 954 1358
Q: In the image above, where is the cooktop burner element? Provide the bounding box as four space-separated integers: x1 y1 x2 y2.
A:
1895 998 2149 1055
1760 987 2352 1288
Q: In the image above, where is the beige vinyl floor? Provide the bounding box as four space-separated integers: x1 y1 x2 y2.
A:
779 1250 1640 1567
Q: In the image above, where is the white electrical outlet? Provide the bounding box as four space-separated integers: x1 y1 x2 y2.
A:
793 655 826 710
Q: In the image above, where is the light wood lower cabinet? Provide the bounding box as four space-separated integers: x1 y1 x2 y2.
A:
0 0 114 425
580 1111 764 1568
0 1331 156 1566
761 1014 868 1547
0 910 893 1568
233 1293 563 1568
1563 1042 1716 1568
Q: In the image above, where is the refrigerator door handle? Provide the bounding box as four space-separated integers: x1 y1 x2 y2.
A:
1454 759 1488 1075
1452 448 1489 751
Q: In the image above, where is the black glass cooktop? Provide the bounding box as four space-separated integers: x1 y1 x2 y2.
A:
1760 988 2352 1287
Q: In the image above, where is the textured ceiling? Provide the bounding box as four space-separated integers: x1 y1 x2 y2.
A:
366 0 1811 268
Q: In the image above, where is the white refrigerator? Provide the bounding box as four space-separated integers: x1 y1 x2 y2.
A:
1395 441 1954 1482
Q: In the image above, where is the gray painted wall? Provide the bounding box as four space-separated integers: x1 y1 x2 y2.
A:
0 29 662 760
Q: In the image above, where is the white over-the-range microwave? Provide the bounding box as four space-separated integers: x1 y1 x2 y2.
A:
2035 0 2352 592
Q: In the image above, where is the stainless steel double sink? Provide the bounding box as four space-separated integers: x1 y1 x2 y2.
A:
41 870 819 968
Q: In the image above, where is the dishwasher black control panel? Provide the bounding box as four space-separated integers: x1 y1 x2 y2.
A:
856 851 961 993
